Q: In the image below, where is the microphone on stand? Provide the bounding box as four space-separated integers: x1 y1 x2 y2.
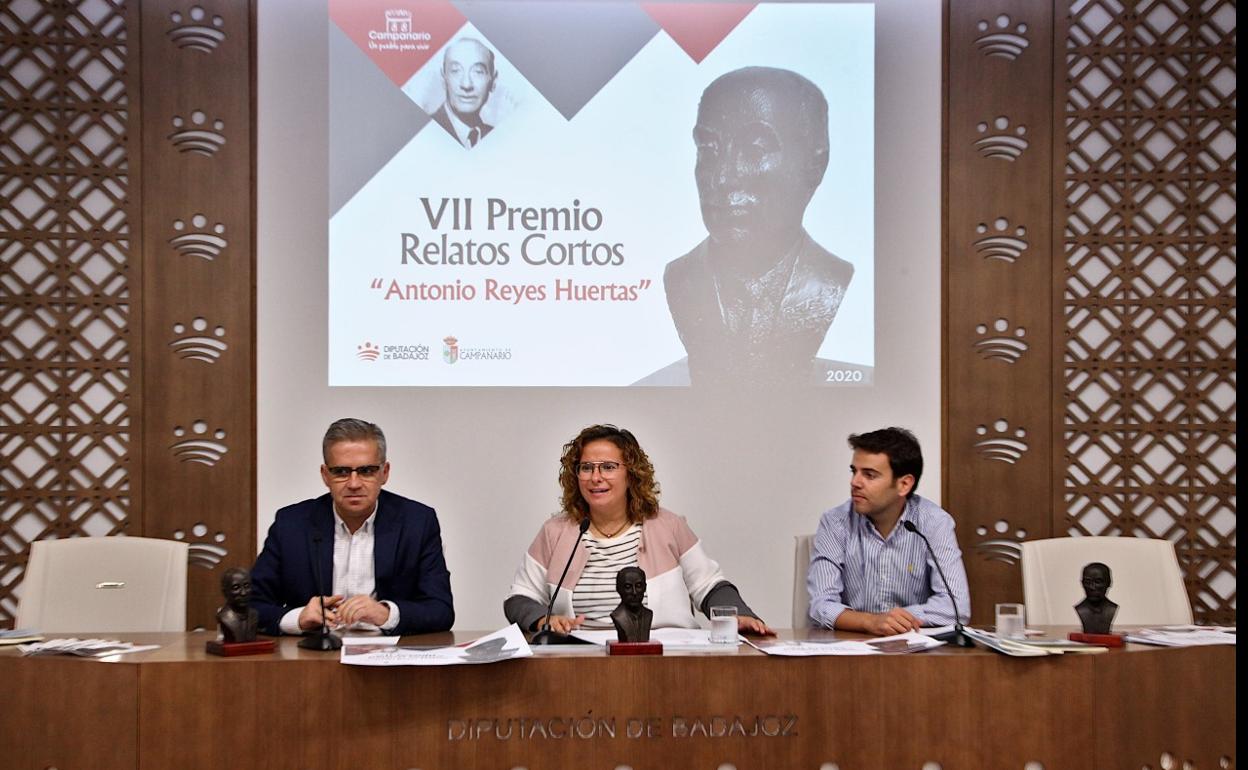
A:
298 532 342 651
530 517 592 645
902 520 974 648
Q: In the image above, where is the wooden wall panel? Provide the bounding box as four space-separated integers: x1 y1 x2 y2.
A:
947 0 1236 625
0 0 145 621
0 0 254 630
1055 0 1236 625
138 0 255 629
945 0 1057 622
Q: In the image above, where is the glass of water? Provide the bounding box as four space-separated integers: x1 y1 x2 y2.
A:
709 605 739 644
995 603 1026 639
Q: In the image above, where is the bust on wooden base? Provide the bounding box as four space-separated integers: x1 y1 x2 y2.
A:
606 567 662 656
205 567 276 657
1067 562 1125 646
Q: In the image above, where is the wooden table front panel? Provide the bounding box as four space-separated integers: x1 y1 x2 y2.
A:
0 656 138 770
1 632 1233 770
133 642 1097 770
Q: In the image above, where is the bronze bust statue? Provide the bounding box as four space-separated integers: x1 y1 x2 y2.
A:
216 567 260 643
1074 562 1118 635
610 566 653 643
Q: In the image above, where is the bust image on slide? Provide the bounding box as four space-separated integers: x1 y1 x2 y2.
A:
653 66 855 387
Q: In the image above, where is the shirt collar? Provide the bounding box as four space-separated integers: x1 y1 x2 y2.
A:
333 501 379 535
860 495 913 542
444 105 481 147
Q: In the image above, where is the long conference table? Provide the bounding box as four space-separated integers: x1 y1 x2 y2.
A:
0 628 1234 770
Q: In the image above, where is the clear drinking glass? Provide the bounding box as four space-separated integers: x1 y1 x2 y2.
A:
709 605 739 644
995 603 1026 639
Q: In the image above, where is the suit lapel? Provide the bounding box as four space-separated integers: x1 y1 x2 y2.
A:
372 492 399 585
308 500 336 595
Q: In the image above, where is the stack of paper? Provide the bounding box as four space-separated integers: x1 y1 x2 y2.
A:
570 627 732 650
963 628 1106 656
340 624 533 666
1124 625 1236 647
17 638 160 657
747 631 945 657
0 628 43 646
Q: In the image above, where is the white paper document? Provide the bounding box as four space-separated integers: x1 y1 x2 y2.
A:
1125 626 1236 647
747 631 944 656
962 628 1108 656
339 624 532 666
570 627 736 649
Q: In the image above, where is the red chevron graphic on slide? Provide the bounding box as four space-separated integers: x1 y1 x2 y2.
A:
329 0 466 87
641 2 756 63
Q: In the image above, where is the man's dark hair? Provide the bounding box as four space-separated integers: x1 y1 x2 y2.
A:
847 427 923 497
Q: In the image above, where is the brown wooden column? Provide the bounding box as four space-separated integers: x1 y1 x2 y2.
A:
138 0 256 629
945 1 1057 621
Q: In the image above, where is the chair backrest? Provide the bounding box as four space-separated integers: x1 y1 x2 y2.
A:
792 534 814 630
1020 536 1192 626
16 536 189 632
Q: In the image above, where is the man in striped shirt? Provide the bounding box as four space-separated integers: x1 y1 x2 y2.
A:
807 428 970 635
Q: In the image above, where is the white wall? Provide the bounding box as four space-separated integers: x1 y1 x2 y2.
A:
258 0 942 630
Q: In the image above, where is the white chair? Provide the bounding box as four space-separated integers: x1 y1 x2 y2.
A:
1020 536 1192 626
16 536 188 632
792 534 815 629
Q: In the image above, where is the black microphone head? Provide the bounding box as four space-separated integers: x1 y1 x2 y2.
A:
579 517 591 534
902 520 917 533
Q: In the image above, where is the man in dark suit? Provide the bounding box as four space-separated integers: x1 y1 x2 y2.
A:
430 37 496 148
250 418 454 636
662 66 855 386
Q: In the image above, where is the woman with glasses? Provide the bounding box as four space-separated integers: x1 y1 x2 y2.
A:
504 424 774 637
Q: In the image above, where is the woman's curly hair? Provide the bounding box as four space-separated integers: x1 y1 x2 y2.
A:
559 424 660 524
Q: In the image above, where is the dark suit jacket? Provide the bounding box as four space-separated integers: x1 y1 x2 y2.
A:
430 103 492 147
250 489 454 636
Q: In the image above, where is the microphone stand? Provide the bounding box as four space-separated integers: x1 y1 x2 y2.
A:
530 518 591 645
902 520 974 648
298 532 342 651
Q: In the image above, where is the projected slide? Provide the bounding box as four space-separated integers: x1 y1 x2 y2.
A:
329 1 873 386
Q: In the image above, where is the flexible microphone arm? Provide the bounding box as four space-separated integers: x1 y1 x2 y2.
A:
530 517 591 645
902 520 974 648
298 532 343 651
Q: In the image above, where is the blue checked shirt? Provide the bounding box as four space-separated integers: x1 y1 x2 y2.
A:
807 494 971 628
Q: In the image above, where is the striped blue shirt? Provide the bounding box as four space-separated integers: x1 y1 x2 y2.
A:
807 494 971 628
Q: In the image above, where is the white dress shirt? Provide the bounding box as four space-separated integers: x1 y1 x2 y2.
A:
278 504 399 634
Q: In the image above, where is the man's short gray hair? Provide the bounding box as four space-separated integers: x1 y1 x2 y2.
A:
443 37 496 76
322 418 387 463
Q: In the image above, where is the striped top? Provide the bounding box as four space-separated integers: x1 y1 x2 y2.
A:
571 524 642 628
807 494 971 628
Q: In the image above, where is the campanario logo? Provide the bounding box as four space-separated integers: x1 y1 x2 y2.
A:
384 9 410 33
357 341 380 361
367 9 432 50
443 336 459 364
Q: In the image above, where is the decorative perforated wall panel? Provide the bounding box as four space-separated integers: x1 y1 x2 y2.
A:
0 0 141 624
947 0 1235 626
1060 0 1236 624
0 0 254 630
